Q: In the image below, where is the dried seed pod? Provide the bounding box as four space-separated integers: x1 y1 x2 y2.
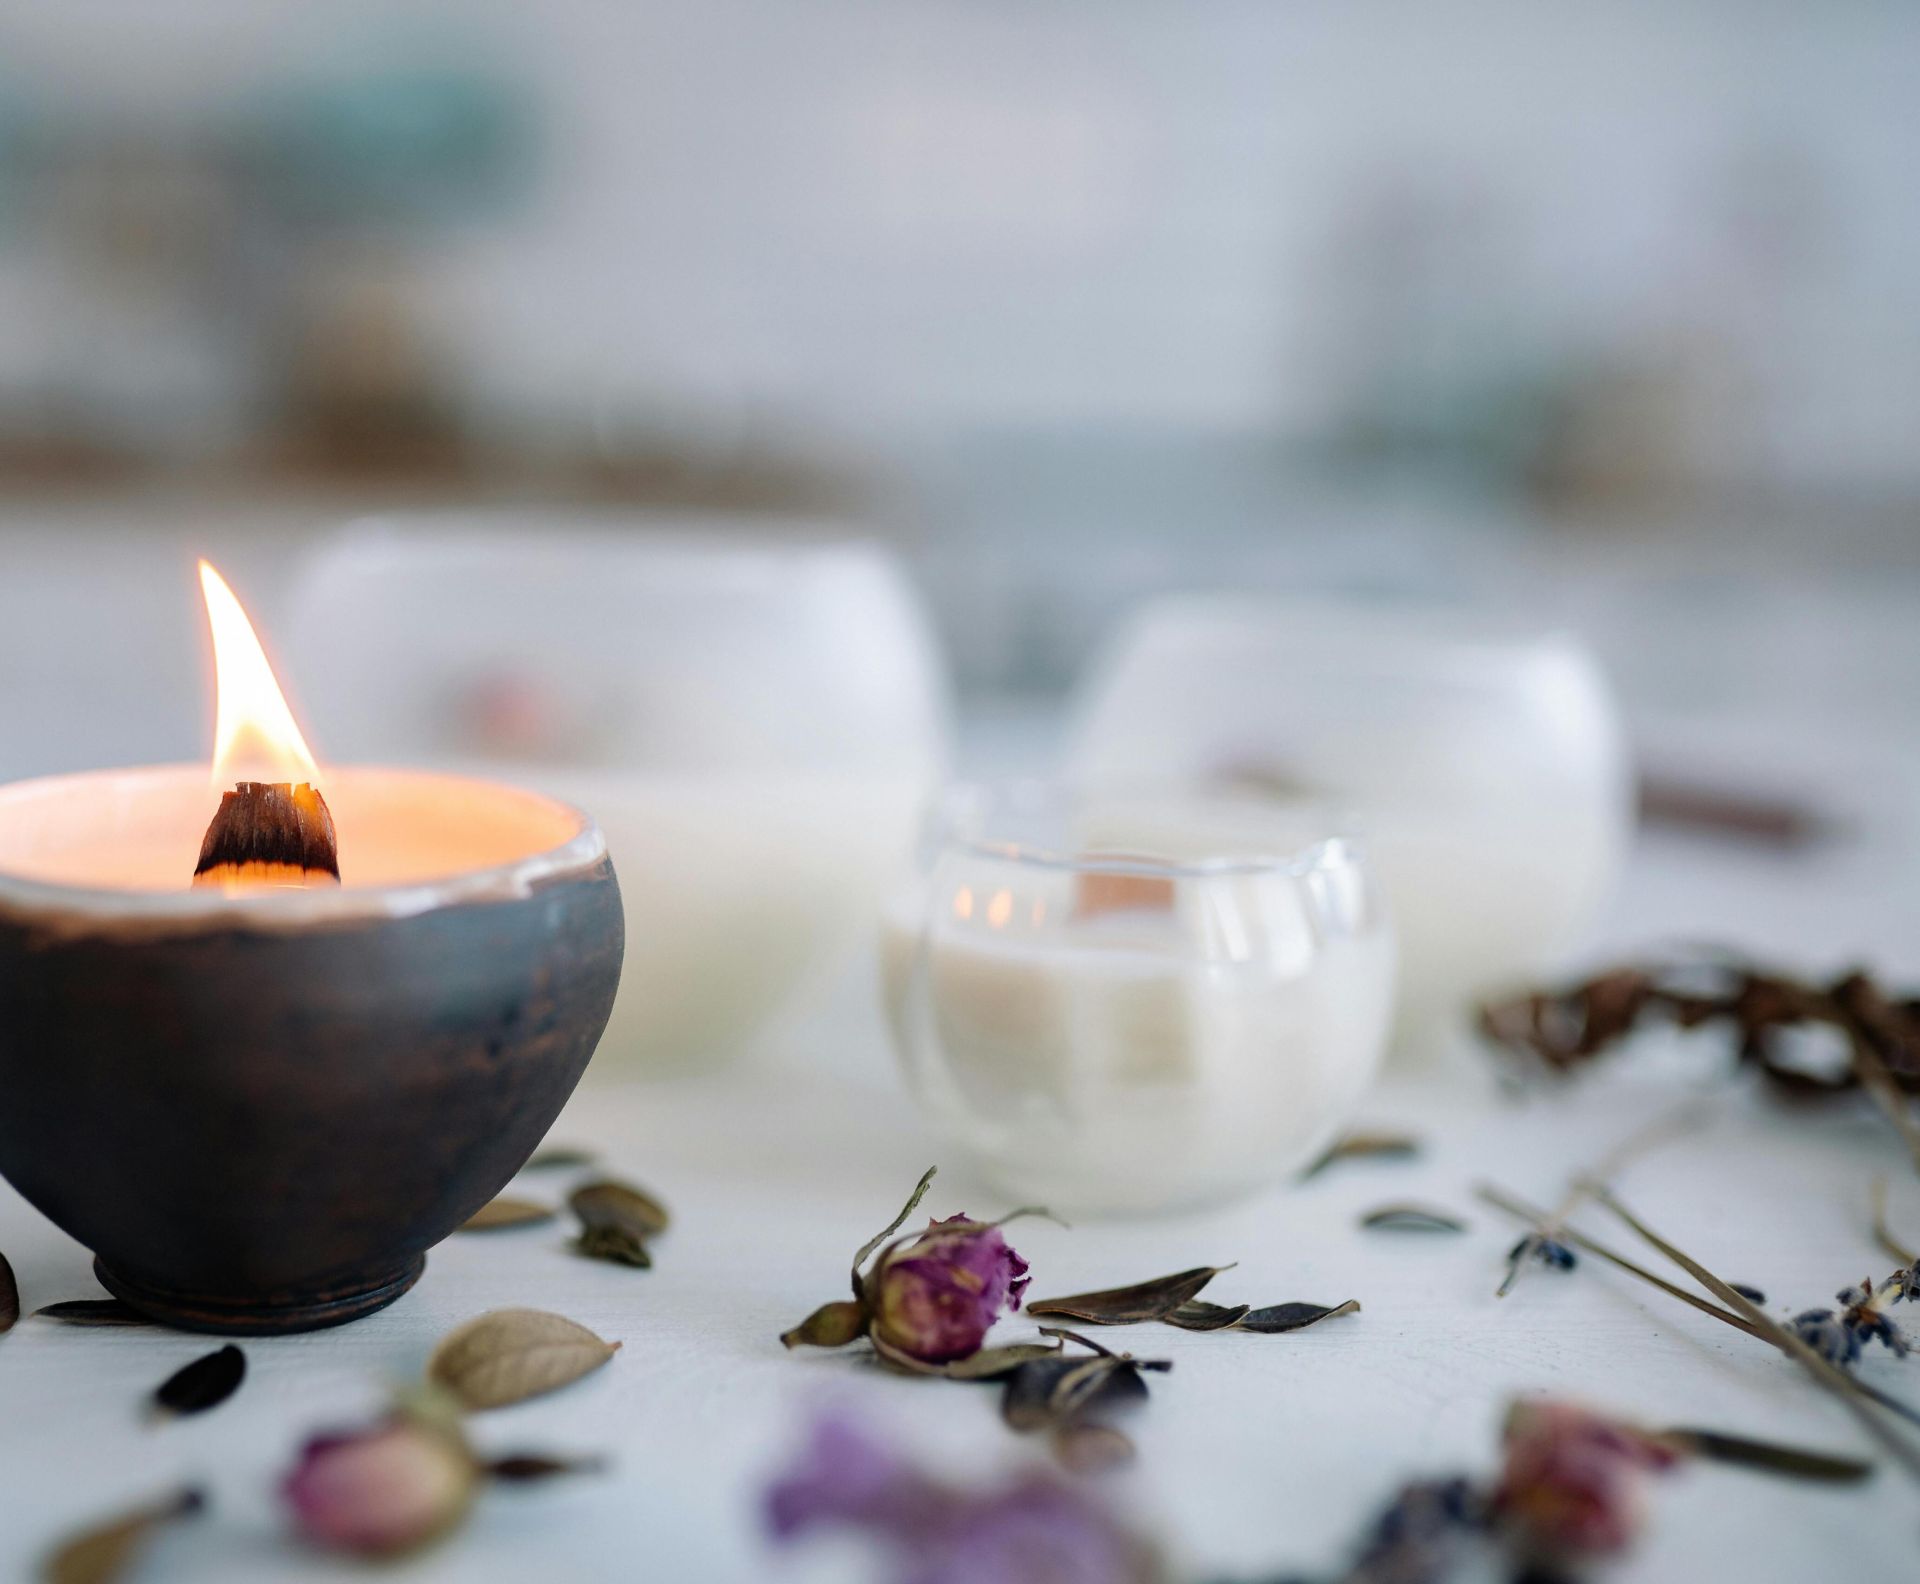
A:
151 1345 246 1420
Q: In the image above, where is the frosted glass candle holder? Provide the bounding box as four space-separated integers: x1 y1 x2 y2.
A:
1069 597 1631 1039
882 784 1395 1215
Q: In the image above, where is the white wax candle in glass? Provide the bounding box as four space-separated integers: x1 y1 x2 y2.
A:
882 784 1395 1215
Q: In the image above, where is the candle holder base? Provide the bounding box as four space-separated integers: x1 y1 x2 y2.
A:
93 1253 427 1335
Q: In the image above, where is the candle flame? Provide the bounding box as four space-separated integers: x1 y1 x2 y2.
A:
199 560 320 787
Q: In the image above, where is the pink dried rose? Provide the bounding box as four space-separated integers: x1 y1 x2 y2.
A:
283 1412 477 1558
1492 1399 1679 1559
781 1168 1036 1368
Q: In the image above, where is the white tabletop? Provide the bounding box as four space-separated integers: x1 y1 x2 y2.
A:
0 727 1916 1582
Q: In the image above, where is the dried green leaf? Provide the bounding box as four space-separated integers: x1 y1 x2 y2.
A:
151 1346 245 1420
522 1145 598 1172
570 1179 670 1238
1001 1355 1155 1432
1361 1203 1468 1233
1235 1299 1360 1333
427 1308 621 1411
42 1488 203 1584
1051 1420 1136 1473
34 1300 152 1328
1667 1427 1874 1484
570 1179 668 1268
1162 1300 1253 1332
851 1167 938 1289
781 1300 868 1351
1027 1266 1231 1325
1302 1130 1420 1179
459 1197 557 1232
0 1251 17 1334
576 1225 651 1268
483 1453 609 1483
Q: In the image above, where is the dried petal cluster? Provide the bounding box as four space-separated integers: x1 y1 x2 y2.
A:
1790 1269 1916 1367
765 1414 1166 1584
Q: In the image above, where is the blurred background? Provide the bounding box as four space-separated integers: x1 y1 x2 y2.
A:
0 0 1913 777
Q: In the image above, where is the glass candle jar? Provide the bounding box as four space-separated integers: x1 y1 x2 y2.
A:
882 784 1395 1215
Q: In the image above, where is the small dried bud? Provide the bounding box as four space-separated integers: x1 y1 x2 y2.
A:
282 1412 477 1558
1493 1400 1677 1560
868 1215 1031 1364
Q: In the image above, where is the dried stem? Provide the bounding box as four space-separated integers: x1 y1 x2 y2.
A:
1476 1183 1766 1341
1495 1100 1707 1298
1872 1175 1918 1266
1592 1189 1920 1485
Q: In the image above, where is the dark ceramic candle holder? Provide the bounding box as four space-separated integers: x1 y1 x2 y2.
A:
0 766 622 1333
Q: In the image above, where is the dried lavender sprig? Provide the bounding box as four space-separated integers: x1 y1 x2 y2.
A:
1592 1189 1920 1485
1495 1100 1707 1298
1476 1184 1767 1342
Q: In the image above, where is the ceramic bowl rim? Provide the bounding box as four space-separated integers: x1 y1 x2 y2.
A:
0 763 609 933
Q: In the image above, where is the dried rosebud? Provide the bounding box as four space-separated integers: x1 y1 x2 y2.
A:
765 1414 1163 1584
868 1214 1031 1364
1493 1400 1677 1560
282 1411 477 1558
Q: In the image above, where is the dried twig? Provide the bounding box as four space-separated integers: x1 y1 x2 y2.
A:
1873 1175 1919 1267
1494 1101 1706 1298
1476 1184 1766 1342
1479 960 1920 1165
1592 1189 1920 1484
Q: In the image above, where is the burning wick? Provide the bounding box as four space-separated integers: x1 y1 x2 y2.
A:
191 561 340 890
193 782 339 889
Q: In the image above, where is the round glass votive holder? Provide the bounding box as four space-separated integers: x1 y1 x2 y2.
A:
881 784 1395 1215
1068 596 1631 1037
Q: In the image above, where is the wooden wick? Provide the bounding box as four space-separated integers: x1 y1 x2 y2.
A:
193 782 340 889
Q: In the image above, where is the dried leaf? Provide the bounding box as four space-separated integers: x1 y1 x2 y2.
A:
1361 1203 1467 1233
522 1145 598 1172
34 1300 152 1328
427 1309 620 1411
1302 1131 1421 1179
870 1336 1066 1380
1235 1300 1360 1334
1002 1357 1147 1431
780 1300 868 1351
1666 1427 1874 1484
151 1346 245 1420
459 1197 557 1232
576 1226 651 1268
1027 1266 1230 1326
0 1251 17 1334
1162 1300 1252 1332
483 1454 609 1483
570 1179 669 1268
851 1167 938 1286
42 1488 203 1584
570 1180 670 1238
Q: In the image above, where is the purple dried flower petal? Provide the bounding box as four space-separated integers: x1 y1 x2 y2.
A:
868 1217 1031 1364
1790 1309 1861 1368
